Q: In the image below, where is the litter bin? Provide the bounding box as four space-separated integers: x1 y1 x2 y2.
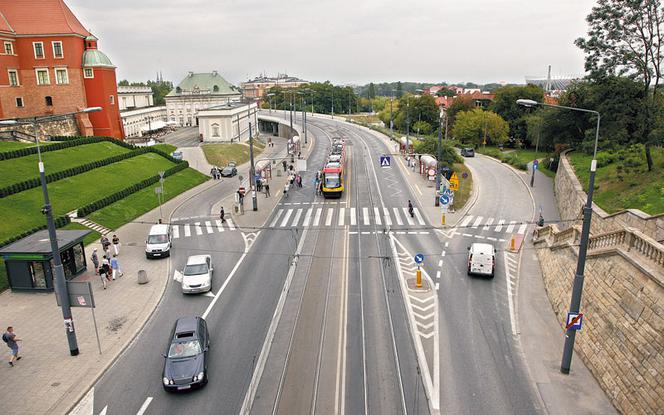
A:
137 270 148 284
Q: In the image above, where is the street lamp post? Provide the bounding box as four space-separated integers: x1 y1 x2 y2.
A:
267 93 275 114
0 107 101 357
331 90 334 119
390 89 395 137
517 98 601 375
435 109 445 206
530 120 542 187
406 98 411 166
248 121 258 211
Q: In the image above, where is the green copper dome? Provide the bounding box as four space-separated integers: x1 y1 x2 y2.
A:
82 49 115 68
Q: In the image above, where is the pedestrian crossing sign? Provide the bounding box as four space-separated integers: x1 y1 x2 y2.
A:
380 156 391 167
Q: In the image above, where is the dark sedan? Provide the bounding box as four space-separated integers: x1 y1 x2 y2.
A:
220 166 237 177
461 147 475 157
162 316 209 392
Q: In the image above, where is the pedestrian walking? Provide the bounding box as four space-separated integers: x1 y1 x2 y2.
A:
210 167 216 178
297 174 303 188
91 248 99 275
112 234 120 256
220 206 226 222
99 261 109 289
101 235 111 252
265 183 270 197
111 255 123 280
283 183 290 198
282 160 287 172
3 327 21 367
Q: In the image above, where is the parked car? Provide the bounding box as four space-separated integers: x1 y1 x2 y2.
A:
461 148 475 157
467 243 496 278
181 255 213 294
227 160 237 167
171 151 183 160
220 166 237 177
162 316 209 392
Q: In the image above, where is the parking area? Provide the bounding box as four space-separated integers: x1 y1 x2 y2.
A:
163 126 200 148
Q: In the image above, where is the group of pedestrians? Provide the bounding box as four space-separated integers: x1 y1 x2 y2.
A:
92 234 123 290
210 166 222 180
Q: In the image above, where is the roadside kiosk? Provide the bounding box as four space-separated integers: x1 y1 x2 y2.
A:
0 229 91 292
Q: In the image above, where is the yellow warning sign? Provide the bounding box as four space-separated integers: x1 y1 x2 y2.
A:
449 172 459 191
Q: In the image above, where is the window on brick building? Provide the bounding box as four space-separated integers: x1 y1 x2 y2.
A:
33 42 44 59
35 69 50 85
8 70 19 87
83 68 94 78
4 42 13 55
55 68 69 85
45 96 53 106
52 41 64 58
15 97 23 107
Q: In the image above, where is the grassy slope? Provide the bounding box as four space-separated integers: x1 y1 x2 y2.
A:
568 148 664 215
0 142 38 151
88 168 208 229
152 144 177 155
201 143 263 167
62 222 102 246
452 163 472 210
0 141 131 187
0 153 175 242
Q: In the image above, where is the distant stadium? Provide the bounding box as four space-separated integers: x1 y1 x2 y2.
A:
525 75 582 91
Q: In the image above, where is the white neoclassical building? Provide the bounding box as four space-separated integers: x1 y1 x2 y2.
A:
165 71 242 127
197 101 258 143
118 86 154 110
121 106 168 138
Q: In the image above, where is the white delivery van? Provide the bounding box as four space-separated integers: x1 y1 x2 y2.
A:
146 224 171 259
467 243 496 278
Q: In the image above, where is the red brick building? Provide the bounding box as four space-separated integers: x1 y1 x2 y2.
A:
0 0 124 138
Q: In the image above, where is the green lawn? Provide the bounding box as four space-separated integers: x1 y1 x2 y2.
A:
452 163 472 210
152 144 177 155
0 141 131 187
88 168 209 229
568 146 664 215
0 153 176 243
202 143 263 168
62 222 102 246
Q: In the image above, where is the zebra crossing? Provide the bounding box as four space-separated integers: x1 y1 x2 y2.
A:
269 206 427 228
457 215 529 235
171 219 237 239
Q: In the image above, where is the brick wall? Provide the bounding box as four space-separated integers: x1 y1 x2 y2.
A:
0 115 79 139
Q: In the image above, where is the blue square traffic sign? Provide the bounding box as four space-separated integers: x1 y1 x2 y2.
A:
380 156 391 167
566 313 583 330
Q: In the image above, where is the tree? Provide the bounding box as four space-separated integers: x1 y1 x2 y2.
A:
414 139 462 166
446 96 475 128
490 84 544 145
436 89 455 97
396 81 403 98
575 0 664 170
413 120 432 135
452 109 509 146
368 83 376 99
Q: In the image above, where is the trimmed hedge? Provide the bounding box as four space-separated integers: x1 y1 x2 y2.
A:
77 161 190 217
0 215 70 249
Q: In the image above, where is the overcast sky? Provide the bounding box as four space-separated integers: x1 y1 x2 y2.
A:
67 0 596 86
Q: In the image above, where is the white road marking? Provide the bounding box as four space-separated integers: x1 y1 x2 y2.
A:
442 251 446 257
402 207 415 225
413 208 425 225
205 221 214 234
325 208 334 226
438 260 443 267
495 219 505 232
215 219 224 232
227 219 235 231
270 209 283 227
100 406 107 415
338 207 345 226
445 242 449 248
374 207 382 225
460 216 473 228
314 208 323 226
184 224 191 237
383 207 392 225
280 209 293 227
291 208 303 227
393 207 403 225
363 207 370 225
349 231 358 234
462 233 473 237
436 271 441 280
483 217 494 230
194 222 203 235
361 231 371 234
471 216 483 229
487 236 497 241
136 397 153 415
303 208 313 227
506 221 516 233
474 235 485 239
172 225 180 239
435 282 439 291
350 207 357 226
517 223 528 234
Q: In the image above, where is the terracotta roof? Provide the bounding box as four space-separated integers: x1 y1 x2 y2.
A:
0 0 89 36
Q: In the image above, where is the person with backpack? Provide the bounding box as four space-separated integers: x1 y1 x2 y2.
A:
91 248 99 275
99 260 110 289
3 326 22 367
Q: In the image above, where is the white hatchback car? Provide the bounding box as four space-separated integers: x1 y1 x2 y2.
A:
181 255 213 293
467 243 496 278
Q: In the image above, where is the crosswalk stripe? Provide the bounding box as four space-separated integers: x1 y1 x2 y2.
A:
506 221 516 233
363 207 370 225
303 208 313 227
350 207 357 226
325 208 334 226
495 219 505 232
483 217 494 230
460 216 473 228
402 207 415 225
194 222 203 235
374 207 382 225
291 208 303 227
227 219 236 231
517 223 527 234
393 207 403 225
472 216 483 229
338 207 345 226
205 221 214 234
280 209 293 227
383 207 392 226
413 208 425 225
172 225 180 239
314 208 323 226
270 209 283 228
184 224 191 237
215 220 224 232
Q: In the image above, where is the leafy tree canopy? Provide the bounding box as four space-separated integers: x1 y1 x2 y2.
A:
452 109 509 146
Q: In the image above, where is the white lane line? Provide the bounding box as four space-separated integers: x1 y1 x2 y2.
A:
435 282 439 291
471 216 483 229
193 222 202 235
172 225 180 239
338 207 345 226
280 209 293 227
402 207 415 225
442 251 446 257
438 260 443 267
184 224 191 237
205 221 214 234
291 208 303 227
374 207 382 225
517 223 528 234
215 219 224 232
506 221 516 233
136 397 153 415
227 218 236 231
413 208 425 225
445 242 449 247
363 207 370 225
495 219 505 232
303 208 313 227
462 233 473 237
350 207 357 226
314 208 323 226
436 270 441 280
460 216 473 228
383 207 392 226
487 236 497 241
474 235 485 239
393 207 403 225
325 208 334 226
349 231 358 235
269 209 283 228
361 231 371 235
483 217 494 230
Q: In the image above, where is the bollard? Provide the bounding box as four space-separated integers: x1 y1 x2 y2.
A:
137 270 148 285
442 213 446 226
510 236 515 251
416 267 422 288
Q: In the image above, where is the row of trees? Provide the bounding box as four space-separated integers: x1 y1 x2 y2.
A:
261 82 360 115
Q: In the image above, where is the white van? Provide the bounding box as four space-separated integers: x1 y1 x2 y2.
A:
146 224 171 259
467 243 496 278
